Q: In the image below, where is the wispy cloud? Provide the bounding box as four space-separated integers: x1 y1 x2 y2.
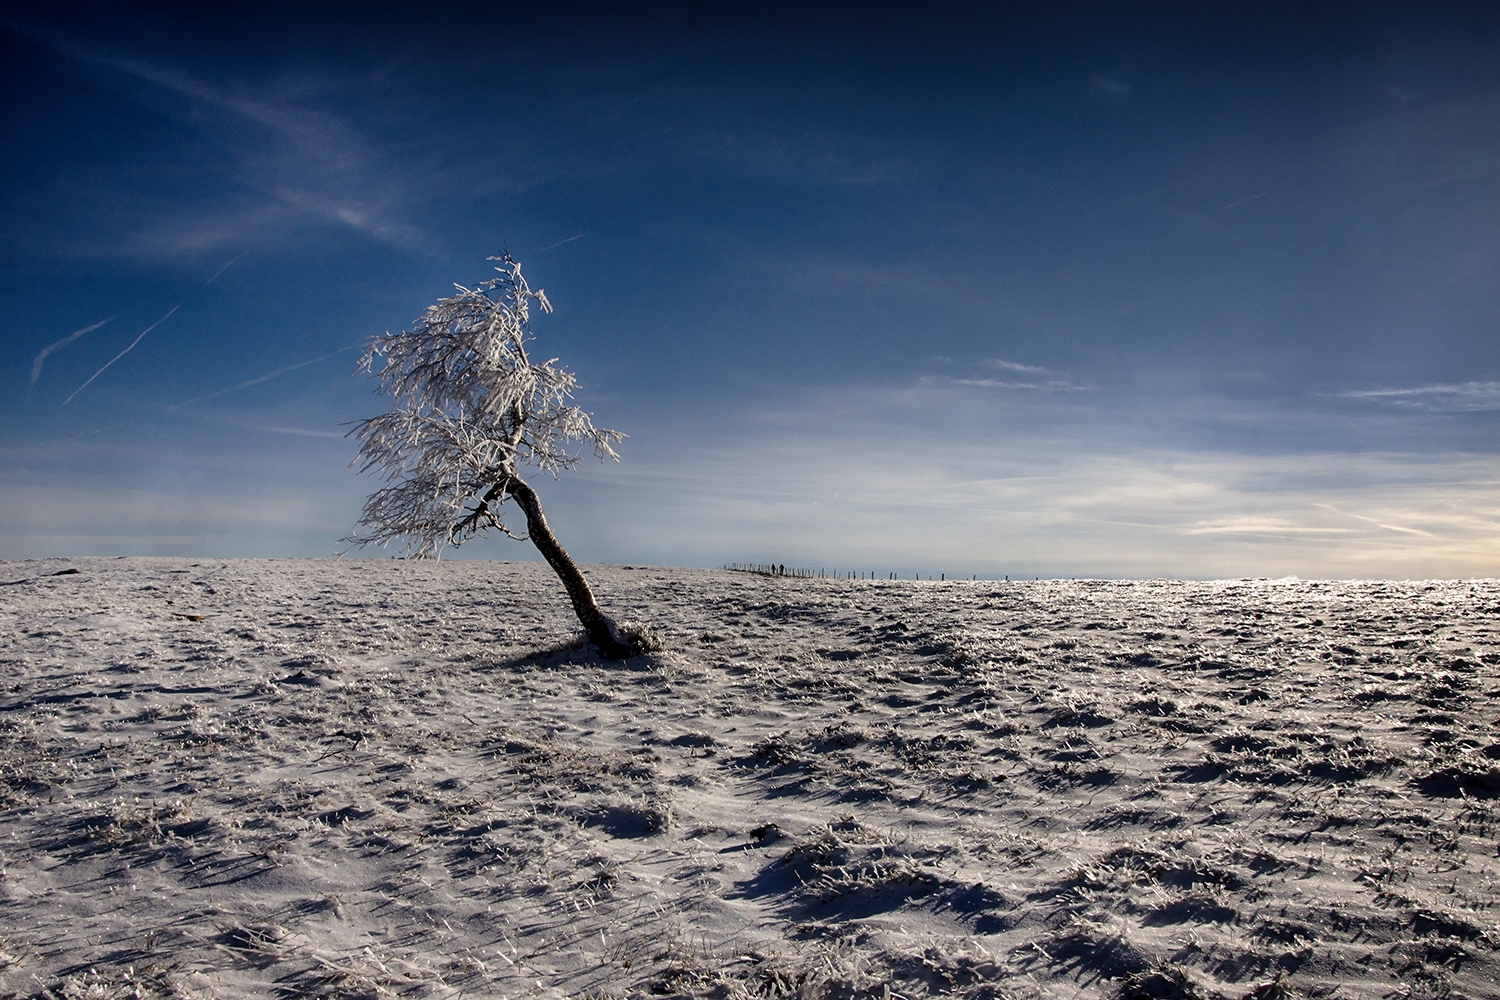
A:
944 359 1088 392
552 381 1500 577
984 358 1048 373
273 188 428 251
580 439 1500 577
1338 381 1500 412
1090 76 1131 105
62 305 180 406
951 378 1090 390
23 24 320 141
10 23 431 258
30 315 114 384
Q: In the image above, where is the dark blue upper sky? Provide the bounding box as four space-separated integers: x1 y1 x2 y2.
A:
4 3 1499 577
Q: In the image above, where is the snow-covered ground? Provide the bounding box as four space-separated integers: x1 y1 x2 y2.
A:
1 558 1497 999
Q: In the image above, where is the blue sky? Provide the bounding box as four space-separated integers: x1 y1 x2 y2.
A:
3 3 1499 577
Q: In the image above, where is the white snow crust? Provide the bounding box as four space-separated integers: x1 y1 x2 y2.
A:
1 559 1497 999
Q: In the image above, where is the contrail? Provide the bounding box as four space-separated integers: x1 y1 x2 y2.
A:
30 316 115 384
1316 503 1436 538
203 253 242 287
168 343 360 409
1221 191 1267 210
62 304 180 406
536 234 584 252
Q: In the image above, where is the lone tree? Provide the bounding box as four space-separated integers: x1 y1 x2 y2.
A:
345 253 634 659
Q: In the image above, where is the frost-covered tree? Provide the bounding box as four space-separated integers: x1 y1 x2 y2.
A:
345 254 634 659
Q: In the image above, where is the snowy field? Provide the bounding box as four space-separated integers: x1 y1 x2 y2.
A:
1 558 1497 1000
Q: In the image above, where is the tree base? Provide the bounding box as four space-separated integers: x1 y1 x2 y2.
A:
587 617 634 660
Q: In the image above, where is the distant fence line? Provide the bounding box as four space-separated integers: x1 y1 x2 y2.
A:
722 563 982 582
723 562 821 578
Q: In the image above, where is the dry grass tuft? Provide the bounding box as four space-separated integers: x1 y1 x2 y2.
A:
38 964 208 1000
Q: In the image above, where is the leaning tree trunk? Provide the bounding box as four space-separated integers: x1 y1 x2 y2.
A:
505 475 632 659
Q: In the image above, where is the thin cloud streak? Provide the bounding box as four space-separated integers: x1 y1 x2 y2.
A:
1183 518 1355 536
184 412 347 440
30 315 115 384
942 361 1089 393
167 344 360 410
202 254 242 286
536 234 585 252
984 358 1049 373
1339 381 1500 412
1220 191 1268 210
249 424 344 439
1319 505 1438 538
950 377 1090 391
61 304 180 406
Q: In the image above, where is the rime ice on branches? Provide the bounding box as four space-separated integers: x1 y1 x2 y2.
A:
345 253 634 659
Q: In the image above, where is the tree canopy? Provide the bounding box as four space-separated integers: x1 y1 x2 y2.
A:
345 254 623 559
